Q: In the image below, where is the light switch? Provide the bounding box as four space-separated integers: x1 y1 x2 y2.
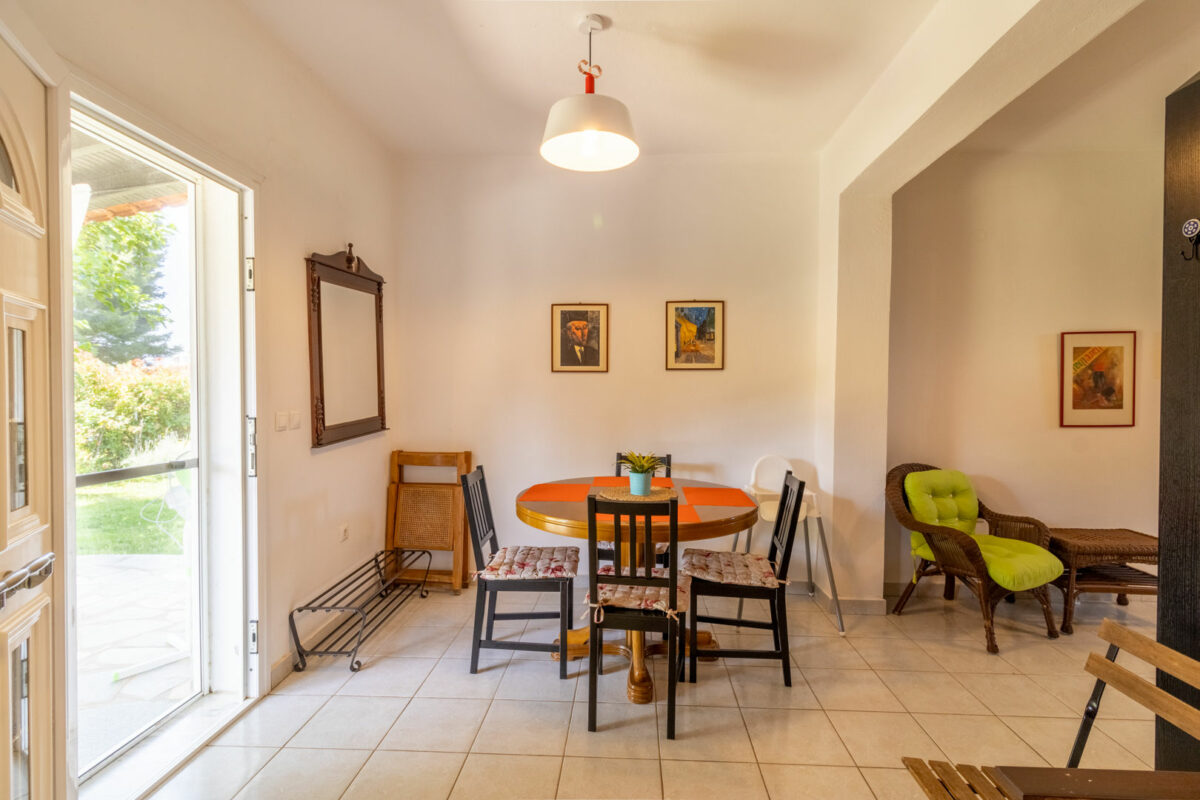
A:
274 411 288 432
289 411 302 430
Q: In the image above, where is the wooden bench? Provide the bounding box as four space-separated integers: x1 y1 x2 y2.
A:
903 758 1200 800
905 618 1200 800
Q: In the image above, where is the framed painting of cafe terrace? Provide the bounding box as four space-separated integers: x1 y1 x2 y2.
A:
667 300 724 370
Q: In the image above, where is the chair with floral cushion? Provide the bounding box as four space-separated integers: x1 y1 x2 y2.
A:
586 493 686 738
885 463 1063 654
597 453 674 567
684 471 804 687
461 466 577 678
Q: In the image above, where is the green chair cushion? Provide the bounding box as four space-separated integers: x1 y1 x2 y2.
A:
904 469 978 558
971 533 1063 592
902 468 1063 591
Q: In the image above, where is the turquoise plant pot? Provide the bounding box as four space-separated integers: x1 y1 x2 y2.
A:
629 472 652 496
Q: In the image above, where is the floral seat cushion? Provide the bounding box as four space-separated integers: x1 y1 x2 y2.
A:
480 545 579 580
592 565 690 613
680 548 779 588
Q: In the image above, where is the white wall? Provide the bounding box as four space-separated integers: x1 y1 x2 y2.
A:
887 148 1162 583
392 154 818 571
19 0 402 679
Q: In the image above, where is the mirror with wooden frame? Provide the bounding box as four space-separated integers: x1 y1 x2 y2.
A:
307 244 386 447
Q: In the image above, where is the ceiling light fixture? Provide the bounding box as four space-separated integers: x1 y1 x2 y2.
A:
541 14 639 172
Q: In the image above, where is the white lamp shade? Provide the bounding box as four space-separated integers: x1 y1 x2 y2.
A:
540 93 638 172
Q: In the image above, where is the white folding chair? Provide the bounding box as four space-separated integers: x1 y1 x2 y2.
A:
735 457 844 634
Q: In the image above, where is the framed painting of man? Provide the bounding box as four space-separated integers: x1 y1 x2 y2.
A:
551 303 608 372
666 300 724 370
1060 330 1135 427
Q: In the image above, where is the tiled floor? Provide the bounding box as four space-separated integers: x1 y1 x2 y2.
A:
149 586 1157 799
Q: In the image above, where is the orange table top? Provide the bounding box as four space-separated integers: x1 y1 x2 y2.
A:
515 476 758 541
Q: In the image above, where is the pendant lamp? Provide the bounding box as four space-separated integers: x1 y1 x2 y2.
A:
541 14 639 172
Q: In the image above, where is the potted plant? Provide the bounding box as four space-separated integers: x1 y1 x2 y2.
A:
619 451 665 496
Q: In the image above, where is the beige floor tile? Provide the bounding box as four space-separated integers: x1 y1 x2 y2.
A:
1001 716 1149 770
449 753 563 800
785 613 845 637
337 657 438 697
656 662 739 706
510 621 572 661
887 606 980 641
287 695 408 750
827 710 945 768
836 614 907 638
996 641 1086 675
441 629 518 666
860 767 928 800
913 714 1047 766
271 661 353 696
363 624 457 658
726 665 819 709
757 764 874 800
378 697 490 752
575 658 644 704
396 598 474 627
149 746 276 800
955 673 1076 718
875 671 988 715
565 701 659 759
849 638 942 671
743 708 853 766
214 695 327 748
497 657 582 701
915 640 1018 674
557 756 663 799
788 635 869 669
1028 674 1152 720
417 657 505 699
661 759 768 800
714 633 785 667
801 669 903 712
1095 719 1156 766
232 747 369 800
657 706 756 762
472 699 573 756
341 751 466 800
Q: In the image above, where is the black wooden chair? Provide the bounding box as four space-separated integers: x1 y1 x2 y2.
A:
461 466 577 678
586 493 687 738
598 452 673 567
684 471 805 686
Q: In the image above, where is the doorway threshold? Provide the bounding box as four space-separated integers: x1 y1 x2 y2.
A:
80 691 250 800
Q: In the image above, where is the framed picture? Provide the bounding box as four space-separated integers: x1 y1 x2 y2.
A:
1059 330 1136 427
666 300 724 370
551 303 608 372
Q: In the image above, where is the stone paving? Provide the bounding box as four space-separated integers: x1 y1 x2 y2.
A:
77 554 197 771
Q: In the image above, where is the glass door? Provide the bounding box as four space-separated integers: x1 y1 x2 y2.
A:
70 117 203 774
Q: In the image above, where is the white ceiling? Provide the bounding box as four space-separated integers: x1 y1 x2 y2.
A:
236 0 938 158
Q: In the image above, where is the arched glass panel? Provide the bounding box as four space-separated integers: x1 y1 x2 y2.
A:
0 135 17 191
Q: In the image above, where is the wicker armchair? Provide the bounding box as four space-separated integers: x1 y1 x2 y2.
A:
886 463 1060 653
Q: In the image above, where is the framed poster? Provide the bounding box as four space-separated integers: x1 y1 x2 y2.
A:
666 300 724 370
551 303 608 372
1060 330 1135 427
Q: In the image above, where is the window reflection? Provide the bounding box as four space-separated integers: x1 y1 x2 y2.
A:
11 640 29 800
10 327 26 511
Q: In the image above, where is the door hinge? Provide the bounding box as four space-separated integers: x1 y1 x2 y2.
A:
246 416 257 478
244 257 255 291
248 620 259 655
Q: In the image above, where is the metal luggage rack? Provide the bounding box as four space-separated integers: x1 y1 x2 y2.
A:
289 548 432 672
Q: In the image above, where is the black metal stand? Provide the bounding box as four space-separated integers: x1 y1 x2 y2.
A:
289 548 432 672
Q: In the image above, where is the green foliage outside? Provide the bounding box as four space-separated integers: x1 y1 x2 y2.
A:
74 347 190 474
73 212 191 474
74 213 178 365
75 474 184 555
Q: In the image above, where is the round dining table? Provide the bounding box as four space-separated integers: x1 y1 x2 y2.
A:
515 476 758 703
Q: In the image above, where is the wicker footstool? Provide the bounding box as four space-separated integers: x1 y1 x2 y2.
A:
1048 528 1158 634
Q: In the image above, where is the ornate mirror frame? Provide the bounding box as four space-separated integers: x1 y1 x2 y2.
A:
307 244 386 447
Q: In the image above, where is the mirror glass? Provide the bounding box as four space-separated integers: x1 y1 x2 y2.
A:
320 282 378 424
